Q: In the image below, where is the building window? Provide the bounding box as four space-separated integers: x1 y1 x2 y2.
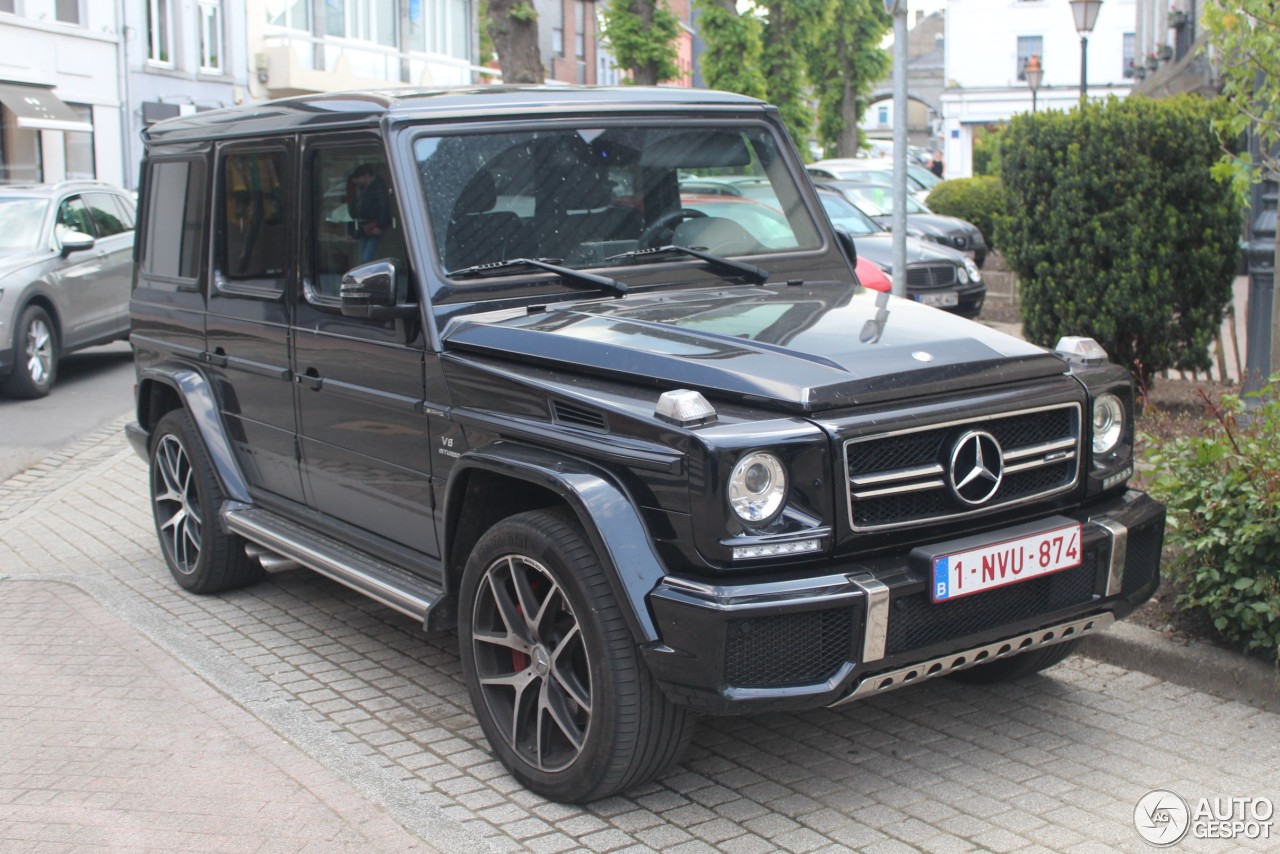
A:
575 0 586 58
0 1 17 14
1016 36 1043 81
1123 32 1136 78
267 0 309 31
55 0 79 24
553 28 564 56
147 0 174 66
448 0 468 58
877 105 889 126
0 106 42 182
198 1 224 72
346 0 397 45
64 104 94 179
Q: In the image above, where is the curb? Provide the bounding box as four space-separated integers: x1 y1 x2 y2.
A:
1080 621 1280 713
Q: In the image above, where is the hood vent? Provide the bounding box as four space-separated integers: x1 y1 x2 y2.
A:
551 400 609 432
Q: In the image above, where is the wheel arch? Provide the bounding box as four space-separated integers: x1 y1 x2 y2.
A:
444 444 667 643
135 366 251 505
14 291 62 349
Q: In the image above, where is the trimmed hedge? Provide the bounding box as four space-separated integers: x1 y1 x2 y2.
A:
926 176 1006 253
998 95 1240 387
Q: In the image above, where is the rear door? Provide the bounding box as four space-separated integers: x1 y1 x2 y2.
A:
82 191 135 339
204 139 305 504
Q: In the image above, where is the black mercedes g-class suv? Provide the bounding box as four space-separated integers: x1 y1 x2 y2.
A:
127 86 1163 803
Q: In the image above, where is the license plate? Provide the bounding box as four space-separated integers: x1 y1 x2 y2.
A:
918 291 958 307
931 523 1082 602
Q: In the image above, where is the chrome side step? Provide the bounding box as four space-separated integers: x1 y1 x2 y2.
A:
224 506 448 627
829 612 1115 706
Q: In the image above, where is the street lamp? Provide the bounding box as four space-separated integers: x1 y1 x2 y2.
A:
1025 54 1044 112
1069 0 1103 102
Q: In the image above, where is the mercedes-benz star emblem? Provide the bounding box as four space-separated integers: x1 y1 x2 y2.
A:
948 430 1004 505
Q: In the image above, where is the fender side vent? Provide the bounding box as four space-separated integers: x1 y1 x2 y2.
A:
551 400 609 432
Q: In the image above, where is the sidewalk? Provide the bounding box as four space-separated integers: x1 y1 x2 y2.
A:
0 578 429 853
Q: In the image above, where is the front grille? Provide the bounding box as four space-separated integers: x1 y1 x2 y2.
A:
906 264 957 288
885 546 1101 656
1122 516 1164 597
845 403 1081 532
725 608 853 688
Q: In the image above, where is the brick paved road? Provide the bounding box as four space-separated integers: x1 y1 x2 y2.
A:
1 420 1277 853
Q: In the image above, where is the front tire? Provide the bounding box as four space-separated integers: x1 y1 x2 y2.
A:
1 305 58 399
149 409 263 594
949 638 1080 684
459 509 695 802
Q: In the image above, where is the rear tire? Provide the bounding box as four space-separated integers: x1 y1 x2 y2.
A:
949 639 1080 684
1 305 58 399
149 409 263 594
459 508 695 803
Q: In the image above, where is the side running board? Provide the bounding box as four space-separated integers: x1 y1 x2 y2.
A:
224 506 452 630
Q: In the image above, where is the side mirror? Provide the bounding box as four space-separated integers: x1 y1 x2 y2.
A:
339 259 417 320
60 231 95 258
834 227 858 266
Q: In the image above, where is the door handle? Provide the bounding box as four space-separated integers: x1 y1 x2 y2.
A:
298 367 323 390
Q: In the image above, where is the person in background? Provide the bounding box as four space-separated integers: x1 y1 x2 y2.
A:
350 164 391 263
929 150 945 179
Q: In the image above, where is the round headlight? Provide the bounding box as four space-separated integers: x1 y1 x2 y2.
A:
728 452 787 524
963 256 982 283
956 264 970 284
1092 393 1125 454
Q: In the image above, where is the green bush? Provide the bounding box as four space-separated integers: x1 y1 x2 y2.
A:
971 123 1005 177
926 176 1006 253
1144 384 1280 661
998 95 1241 388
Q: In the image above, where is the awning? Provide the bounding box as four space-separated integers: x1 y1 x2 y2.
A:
0 82 92 133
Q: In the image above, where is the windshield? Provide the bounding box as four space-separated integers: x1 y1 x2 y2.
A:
0 198 48 254
816 192 880 235
414 125 821 277
907 165 942 190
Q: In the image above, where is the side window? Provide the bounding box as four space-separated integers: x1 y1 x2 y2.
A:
220 148 289 285
141 159 207 284
308 144 404 299
55 196 95 241
84 192 130 237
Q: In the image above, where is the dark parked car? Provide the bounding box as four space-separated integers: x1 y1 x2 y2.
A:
0 181 136 398
815 186 985 317
127 86 1163 803
817 179 988 267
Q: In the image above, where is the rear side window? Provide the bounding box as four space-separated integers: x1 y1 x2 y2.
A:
142 159 207 283
220 149 289 283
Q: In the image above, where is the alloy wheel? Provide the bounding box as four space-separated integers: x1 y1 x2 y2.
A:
152 434 202 575
24 317 53 386
471 554 593 772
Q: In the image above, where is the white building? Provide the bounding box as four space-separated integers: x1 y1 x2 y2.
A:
941 0 1137 178
0 1 125 186
248 0 490 101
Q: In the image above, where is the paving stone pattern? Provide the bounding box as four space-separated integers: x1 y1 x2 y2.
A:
2 421 1278 852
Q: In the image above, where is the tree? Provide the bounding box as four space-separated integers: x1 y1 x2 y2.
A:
760 0 820 153
809 0 890 158
693 0 767 100
1203 0 1280 377
487 0 543 83
998 96 1241 388
601 0 680 86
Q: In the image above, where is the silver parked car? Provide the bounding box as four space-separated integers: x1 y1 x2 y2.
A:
0 181 136 398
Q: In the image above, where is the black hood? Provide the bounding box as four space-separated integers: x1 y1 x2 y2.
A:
874 212 981 241
850 233 967 272
444 282 1065 414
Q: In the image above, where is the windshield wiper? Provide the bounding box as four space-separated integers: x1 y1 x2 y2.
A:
447 257 628 296
607 245 769 285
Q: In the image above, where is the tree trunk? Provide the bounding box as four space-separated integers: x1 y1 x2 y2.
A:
632 0 662 85
834 41 859 158
488 0 544 84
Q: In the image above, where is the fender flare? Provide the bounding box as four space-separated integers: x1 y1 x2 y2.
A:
444 443 667 643
137 366 251 505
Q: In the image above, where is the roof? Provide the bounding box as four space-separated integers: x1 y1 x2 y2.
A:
143 85 771 144
0 180 123 197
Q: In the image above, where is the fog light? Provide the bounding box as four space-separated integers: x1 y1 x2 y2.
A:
732 538 822 560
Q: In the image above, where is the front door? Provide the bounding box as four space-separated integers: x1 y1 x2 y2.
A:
293 135 437 559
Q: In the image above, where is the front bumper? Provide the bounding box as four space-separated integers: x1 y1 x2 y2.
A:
643 490 1163 715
